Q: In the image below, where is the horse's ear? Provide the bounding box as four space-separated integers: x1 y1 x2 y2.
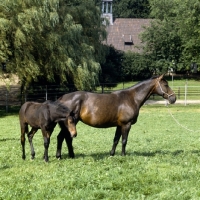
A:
158 74 164 80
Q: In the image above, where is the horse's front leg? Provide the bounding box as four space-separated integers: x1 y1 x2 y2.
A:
56 127 65 159
110 126 121 156
56 122 75 159
64 130 74 158
42 131 51 162
121 123 131 156
27 128 38 159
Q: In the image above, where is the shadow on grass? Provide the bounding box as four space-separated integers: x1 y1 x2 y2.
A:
131 149 200 157
130 150 184 157
0 138 18 142
60 149 200 160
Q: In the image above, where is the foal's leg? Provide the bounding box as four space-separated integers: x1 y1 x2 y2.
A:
121 123 131 156
110 126 121 156
42 130 51 162
27 128 38 159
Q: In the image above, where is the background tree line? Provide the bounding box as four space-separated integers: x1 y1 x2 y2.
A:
0 0 200 91
104 0 200 83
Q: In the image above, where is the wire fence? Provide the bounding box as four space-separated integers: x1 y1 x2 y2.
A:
0 83 200 112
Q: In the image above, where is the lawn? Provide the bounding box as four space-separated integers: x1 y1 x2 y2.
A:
0 104 200 199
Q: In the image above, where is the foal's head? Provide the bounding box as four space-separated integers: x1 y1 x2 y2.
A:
54 103 77 138
63 116 77 138
154 74 176 104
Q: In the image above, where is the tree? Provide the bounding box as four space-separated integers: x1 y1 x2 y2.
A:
141 0 200 73
113 0 150 18
122 51 152 80
176 0 200 67
0 0 107 90
100 45 123 85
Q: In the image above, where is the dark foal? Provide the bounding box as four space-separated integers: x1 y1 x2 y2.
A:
55 74 176 159
19 101 77 162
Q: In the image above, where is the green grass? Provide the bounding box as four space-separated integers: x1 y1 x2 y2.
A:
1 105 200 199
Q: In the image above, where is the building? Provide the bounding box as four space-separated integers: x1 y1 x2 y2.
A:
101 0 151 53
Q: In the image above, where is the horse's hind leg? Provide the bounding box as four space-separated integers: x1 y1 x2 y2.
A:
28 128 37 159
20 123 27 160
110 126 121 156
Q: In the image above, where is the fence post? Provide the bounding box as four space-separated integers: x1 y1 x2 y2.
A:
178 87 180 99
185 80 187 106
45 85 48 100
25 92 27 102
5 89 8 113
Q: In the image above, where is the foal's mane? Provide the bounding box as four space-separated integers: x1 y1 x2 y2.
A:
43 100 68 110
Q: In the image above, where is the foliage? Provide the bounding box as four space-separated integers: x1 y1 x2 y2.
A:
99 45 123 85
1 105 200 199
113 0 150 18
121 51 152 80
0 0 107 90
141 0 200 73
176 0 200 67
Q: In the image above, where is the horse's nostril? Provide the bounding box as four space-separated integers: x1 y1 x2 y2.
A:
71 133 77 138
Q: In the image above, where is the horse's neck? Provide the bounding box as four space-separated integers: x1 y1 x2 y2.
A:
128 79 156 107
51 107 66 121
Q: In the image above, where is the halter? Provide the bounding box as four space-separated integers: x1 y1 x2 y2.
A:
157 78 175 98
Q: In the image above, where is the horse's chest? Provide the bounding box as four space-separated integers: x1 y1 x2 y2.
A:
118 107 139 124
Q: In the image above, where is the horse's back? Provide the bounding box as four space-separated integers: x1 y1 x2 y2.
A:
58 91 133 127
19 102 46 127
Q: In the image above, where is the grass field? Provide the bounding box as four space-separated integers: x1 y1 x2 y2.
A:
1 104 200 199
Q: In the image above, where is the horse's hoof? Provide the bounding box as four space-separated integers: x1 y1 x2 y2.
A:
22 155 26 160
56 154 61 159
56 156 62 160
110 151 115 156
44 158 49 162
69 154 75 159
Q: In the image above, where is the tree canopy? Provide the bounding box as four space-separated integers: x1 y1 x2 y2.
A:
0 0 107 90
141 0 200 73
113 0 150 18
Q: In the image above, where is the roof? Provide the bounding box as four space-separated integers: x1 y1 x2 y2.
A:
105 18 152 53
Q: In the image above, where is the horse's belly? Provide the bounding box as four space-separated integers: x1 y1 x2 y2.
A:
81 118 117 128
80 112 119 128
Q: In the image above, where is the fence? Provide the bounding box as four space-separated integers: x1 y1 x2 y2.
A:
0 83 200 112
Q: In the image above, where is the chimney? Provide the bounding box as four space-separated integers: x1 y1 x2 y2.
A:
101 0 113 25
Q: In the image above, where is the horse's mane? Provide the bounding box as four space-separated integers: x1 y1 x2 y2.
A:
127 76 160 89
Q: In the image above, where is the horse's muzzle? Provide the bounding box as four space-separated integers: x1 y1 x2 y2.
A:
71 132 77 138
168 95 176 104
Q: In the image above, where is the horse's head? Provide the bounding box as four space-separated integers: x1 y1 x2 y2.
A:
154 74 176 104
63 115 77 138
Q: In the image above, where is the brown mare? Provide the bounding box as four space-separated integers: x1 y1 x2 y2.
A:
19 100 77 162
55 75 176 159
